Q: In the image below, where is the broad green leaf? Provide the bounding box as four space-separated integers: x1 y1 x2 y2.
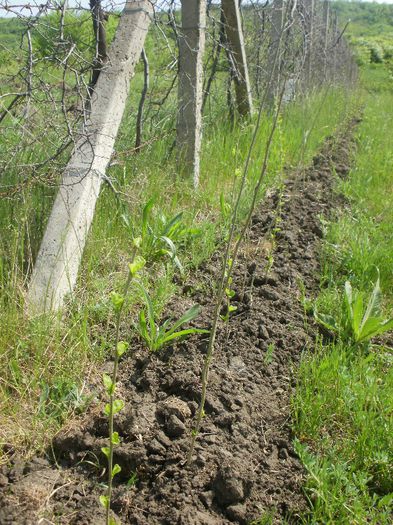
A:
358 317 393 342
160 328 209 346
314 311 338 333
117 341 129 357
113 399 125 414
225 288 235 298
228 305 237 312
101 446 110 458
351 295 364 338
172 255 184 275
102 373 114 394
111 464 121 479
138 310 148 340
361 277 382 332
104 403 111 416
111 431 120 445
166 305 202 336
344 281 353 310
111 292 124 313
129 255 146 277
99 495 109 509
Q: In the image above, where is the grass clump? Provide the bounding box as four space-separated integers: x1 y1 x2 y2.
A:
293 66 393 524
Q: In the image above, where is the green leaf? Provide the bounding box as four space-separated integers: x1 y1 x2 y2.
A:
111 292 124 313
113 399 125 414
104 403 111 416
225 288 235 298
351 295 364 338
129 255 146 277
360 277 382 332
228 305 237 313
138 309 149 341
102 373 114 394
117 341 129 357
142 198 155 240
162 212 183 236
133 236 142 248
160 328 209 347
101 446 110 458
111 463 121 479
166 305 202 337
111 431 120 445
358 317 393 342
127 472 138 487
314 311 338 333
139 285 157 343
99 495 109 509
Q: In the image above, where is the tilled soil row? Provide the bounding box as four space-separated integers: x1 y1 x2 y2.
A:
0 120 357 525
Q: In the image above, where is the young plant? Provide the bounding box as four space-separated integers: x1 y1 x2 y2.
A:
315 275 393 346
123 198 201 273
220 259 237 323
100 250 145 525
136 284 208 352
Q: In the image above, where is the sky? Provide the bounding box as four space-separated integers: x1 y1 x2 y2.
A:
1 0 393 19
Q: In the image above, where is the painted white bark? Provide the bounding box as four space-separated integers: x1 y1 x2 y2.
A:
221 0 253 116
177 0 206 187
27 0 152 314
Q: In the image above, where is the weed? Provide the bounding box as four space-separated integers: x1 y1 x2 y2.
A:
314 275 393 347
264 343 275 365
136 284 208 352
122 198 201 274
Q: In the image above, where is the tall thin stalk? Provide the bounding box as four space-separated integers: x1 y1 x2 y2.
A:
187 3 295 466
101 247 145 524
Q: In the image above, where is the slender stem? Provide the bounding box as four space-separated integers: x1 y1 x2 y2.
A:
106 249 136 524
187 4 294 466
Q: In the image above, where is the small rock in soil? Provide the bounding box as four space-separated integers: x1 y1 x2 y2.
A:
213 462 246 507
165 414 186 438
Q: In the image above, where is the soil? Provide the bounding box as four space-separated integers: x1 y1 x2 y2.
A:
0 120 358 525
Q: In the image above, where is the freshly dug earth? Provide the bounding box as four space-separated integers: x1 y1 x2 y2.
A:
0 122 357 525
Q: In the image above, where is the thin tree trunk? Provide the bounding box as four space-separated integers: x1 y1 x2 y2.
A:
135 47 149 152
89 0 108 91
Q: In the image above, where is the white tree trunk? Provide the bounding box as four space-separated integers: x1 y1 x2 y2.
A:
177 0 207 187
27 0 152 314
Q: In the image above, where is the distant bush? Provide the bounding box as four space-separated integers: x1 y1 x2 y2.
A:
370 43 384 64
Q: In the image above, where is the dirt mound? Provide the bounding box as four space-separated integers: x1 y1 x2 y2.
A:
0 122 357 525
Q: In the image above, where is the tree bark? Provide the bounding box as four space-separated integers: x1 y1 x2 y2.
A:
177 0 206 187
221 0 253 116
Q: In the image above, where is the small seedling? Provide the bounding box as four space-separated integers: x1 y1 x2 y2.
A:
221 259 237 323
315 274 393 346
127 472 138 487
264 342 275 365
100 249 145 525
136 284 209 352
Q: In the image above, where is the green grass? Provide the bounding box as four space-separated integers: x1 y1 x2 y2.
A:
293 63 393 524
0 84 353 460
